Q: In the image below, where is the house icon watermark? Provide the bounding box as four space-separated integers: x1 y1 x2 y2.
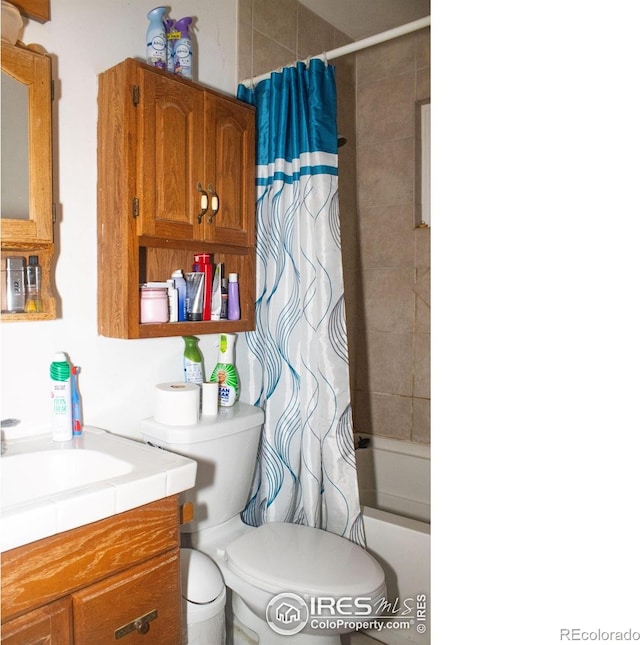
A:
265 592 310 635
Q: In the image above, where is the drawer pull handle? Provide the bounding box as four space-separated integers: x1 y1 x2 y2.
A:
115 609 158 639
207 183 219 223
196 182 208 223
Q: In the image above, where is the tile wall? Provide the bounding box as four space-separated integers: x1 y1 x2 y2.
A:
237 1 430 446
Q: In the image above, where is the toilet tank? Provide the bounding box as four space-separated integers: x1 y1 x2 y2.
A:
140 402 264 532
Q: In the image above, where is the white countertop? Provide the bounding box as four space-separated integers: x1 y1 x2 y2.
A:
0 426 197 552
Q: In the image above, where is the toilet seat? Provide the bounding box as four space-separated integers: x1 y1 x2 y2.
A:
225 522 385 598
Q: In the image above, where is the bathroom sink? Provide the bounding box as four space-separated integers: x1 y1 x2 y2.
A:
0 426 197 553
1 449 133 508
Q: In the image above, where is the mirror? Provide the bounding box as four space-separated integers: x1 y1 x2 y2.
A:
0 42 53 241
1 72 30 219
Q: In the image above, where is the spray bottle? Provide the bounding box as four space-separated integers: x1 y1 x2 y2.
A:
146 7 168 70
174 16 193 79
164 18 177 73
183 335 204 384
211 333 239 407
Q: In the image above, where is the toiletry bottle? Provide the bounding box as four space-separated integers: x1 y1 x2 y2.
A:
183 335 204 384
193 253 212 320
171 269 187 321
25 255 43 313
146 6 168 69
211 333 239 406
166 279 178 322
51 352 72 441
71 365 83 436
227 273 240 321
174 16 193 79
3 256 26 312
211 263 222 320
220 277 228 320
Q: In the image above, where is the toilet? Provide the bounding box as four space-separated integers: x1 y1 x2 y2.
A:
141 403 385 644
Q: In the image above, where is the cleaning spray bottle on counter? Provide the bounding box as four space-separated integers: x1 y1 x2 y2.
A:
50 352 72 441
211 333 239 407
183 335 204 384
146 6 168 69
174 16 193 79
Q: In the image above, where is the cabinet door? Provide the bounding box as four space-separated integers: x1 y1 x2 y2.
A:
203 95 256 247
72 551 181 645
136 68 206 241
1 597 72 645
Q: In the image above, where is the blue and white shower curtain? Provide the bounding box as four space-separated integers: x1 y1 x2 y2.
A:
237 59 364 546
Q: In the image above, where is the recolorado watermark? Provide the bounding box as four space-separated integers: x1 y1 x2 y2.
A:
265 592 428 637
560 628 640 641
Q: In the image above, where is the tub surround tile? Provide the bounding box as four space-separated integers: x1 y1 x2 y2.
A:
413 332 430 399
357 392 412 441
253 0 298 53
412 397 430 445
297 3 335 60
252 30 296 78
356 33 417 86
359 203 416 269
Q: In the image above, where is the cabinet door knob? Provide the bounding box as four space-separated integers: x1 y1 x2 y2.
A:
207 184 219 223
196 182 208 223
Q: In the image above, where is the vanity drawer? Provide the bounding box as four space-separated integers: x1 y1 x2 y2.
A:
72 550 181 645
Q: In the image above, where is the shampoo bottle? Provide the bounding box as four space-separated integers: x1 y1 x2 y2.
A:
171 269 187 321
146 6 168 69
211 333 239 407
183 335 204 384
174 16 193 79
25 255 43 313
51 352 72 441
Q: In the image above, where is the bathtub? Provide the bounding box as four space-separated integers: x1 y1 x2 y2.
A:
356 436 430 645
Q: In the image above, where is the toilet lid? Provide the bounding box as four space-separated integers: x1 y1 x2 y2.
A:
225 522 385 597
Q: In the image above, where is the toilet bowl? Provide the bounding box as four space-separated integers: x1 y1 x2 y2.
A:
141 404 385 644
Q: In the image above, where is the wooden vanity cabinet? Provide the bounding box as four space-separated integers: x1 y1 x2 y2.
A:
97 58 256 339
1 496 182 645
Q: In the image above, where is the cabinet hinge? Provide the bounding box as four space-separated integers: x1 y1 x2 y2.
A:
51 79 55 102
132 85 140 106
52 203 56 224
132 197 139 218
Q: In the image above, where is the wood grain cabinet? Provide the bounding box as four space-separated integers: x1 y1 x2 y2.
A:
97 58 256 339
1 42 56 322
1 496 182 645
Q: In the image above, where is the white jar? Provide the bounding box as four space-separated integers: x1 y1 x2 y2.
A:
140 287 169 323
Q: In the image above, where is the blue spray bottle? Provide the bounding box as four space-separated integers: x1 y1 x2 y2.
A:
174 17 193 79
146 7 168 70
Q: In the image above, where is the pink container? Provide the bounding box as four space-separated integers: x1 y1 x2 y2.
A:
140 287 169 323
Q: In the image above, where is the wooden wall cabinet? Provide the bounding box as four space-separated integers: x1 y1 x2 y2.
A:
97 58 256 339
1 42 56 322
1 496 182 645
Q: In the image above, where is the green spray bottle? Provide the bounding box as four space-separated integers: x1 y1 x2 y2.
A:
182 335 204 384
211 333 239 406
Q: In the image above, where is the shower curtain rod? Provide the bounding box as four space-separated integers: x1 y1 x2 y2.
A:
240 15 430 87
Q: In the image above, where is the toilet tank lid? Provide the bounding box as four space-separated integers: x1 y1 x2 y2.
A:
180 548 225 603
140 402 264 444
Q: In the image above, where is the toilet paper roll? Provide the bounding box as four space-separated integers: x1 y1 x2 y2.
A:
154 382 200 426
201 381 219 416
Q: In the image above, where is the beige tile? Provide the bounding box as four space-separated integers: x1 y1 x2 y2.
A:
253 0 298 52
297 4 335 59
359 202 415 269
416 226 430 269
357 73 415 145
357 138 415 208
357 33 416 85
252 31 296 78
366 392 412 440
411 397 430 444
359 266 416 334
238 0 252 27
237 20 253 83
415 28 430 70
413 333 430 398
333 28 353 50
416 66 430 103
358 330 413 397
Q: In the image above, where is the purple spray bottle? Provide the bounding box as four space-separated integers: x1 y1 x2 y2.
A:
174 17 193 79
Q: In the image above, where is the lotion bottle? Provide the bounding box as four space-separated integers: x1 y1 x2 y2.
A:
227 273 240 321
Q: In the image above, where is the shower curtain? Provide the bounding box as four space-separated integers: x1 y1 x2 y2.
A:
237 59 364 546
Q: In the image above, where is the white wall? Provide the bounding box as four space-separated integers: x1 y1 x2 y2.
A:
1 0 239 439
